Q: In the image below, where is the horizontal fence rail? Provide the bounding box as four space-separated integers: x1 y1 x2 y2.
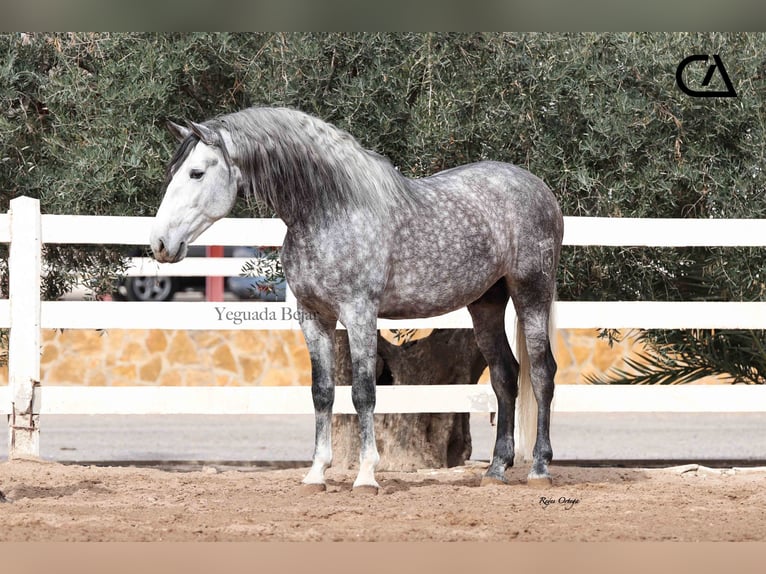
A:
8 301 766 331
0 384 766 415
8 300 766 331
0 384 764 416
124 257 260 277
2 197 766 460
6 213 766 247
563 216 766 247
38 214 288 246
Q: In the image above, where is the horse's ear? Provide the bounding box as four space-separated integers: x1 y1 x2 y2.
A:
167 120 191 142
187 121 218 146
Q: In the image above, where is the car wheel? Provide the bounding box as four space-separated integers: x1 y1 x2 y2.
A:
124 276 177 302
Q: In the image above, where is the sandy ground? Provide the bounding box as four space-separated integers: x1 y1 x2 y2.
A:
1 459 764 542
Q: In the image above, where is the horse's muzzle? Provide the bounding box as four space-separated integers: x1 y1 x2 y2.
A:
151 236 187 263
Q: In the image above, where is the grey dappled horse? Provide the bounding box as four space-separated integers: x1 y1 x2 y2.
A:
150 107 563 492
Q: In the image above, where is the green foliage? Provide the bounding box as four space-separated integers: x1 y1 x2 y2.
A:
587 328 766 385
239 247 283 298
2 32 766 379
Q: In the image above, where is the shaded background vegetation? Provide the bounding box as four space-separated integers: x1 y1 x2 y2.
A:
2 32 766 381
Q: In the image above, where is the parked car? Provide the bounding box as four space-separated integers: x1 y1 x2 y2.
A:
114 246 286 302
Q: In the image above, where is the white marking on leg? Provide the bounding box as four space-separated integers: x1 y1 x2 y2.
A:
303 455 331 485
303 424 332 485
353 446 380 489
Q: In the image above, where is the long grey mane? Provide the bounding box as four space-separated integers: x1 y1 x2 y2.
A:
173 107 420 225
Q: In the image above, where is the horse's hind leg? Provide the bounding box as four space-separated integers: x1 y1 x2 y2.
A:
467 279 520 484
299 311 337 491
509 277 557 486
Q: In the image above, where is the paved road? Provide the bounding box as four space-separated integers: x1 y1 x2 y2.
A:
2 412 765 467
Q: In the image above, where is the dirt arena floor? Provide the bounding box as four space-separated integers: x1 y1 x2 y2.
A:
0 458 764 542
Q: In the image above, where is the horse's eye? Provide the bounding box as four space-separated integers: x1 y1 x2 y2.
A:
190 169 205 180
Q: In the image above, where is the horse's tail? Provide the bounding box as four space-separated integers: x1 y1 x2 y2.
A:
514 292 557 464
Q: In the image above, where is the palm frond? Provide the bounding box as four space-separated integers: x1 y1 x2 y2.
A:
587 329 764 385
585 351 733 385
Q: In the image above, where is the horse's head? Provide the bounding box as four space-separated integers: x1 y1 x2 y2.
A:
150 120 242 263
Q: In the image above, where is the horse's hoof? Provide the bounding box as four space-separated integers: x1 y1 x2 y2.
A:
526 475 553 488
352 484 379 495
480 475 507 487
299 482 327 495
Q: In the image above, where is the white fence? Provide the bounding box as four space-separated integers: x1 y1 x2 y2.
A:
2 196 766 459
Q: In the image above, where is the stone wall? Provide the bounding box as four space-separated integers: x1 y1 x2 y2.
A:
555 329 643 385
0 327 667 387
0 329 311 387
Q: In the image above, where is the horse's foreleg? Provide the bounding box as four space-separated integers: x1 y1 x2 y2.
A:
343 307 380 492
299 313 337 490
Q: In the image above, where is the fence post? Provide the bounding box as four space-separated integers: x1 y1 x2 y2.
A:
205 245 225 302
8 196 42 459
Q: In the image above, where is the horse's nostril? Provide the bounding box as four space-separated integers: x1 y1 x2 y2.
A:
158 238 165 254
